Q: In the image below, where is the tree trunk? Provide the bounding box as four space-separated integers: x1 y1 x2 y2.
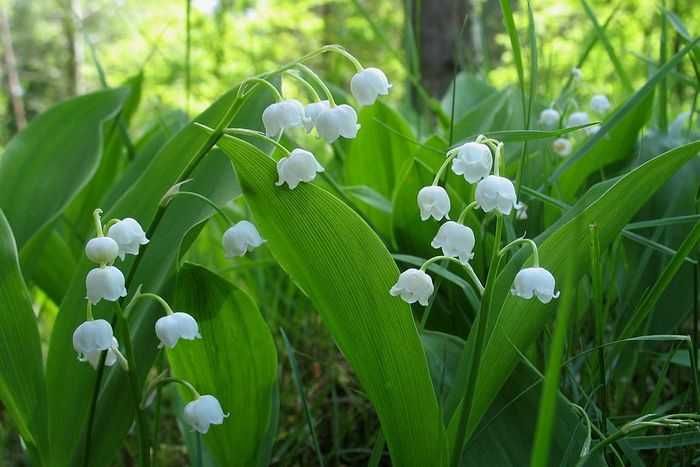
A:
0 6 27 130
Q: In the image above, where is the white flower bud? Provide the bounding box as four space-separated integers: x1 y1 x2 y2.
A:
450 142 493 184
275 149 324 189
184 394 229 434
511 267 560 303
552 138 572 157
475 175 518 215
390 268 434 306
85 337 120 369
417 186 451 221
538 108 560 129
590 94 611 114
85 236 120 264
567 111 590 128
86 266 127 304
262 99 305 137
303 100 331 132
107 218 149 260
350 67 391 106
315 104 360 143
222 221 265 258
155 312 201 348
73 319 115 361
431 221 475 263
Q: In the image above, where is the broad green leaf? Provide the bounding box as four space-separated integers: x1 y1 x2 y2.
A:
170 264 278 467
45 83 274 467
0 210 48 464
421 331 597 466
0 88 128 249
449 140 700 443
344 101 414 238
218 135 448 467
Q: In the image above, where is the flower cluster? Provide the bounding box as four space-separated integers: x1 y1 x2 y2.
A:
538 78 612 158
390 136 560 308
72 208 226 434
259 58 390 191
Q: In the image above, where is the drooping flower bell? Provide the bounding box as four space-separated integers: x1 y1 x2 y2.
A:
222 221 265 258
276 149 324 189
431 221 475 263
303 100 331 132
85 236 120 264
350 67 391 106
86 266 127 304
390 268 434 306
314 104 360 143
567 111 590 128
85 337 120 369
73 318 115 362
262 99 305 137
538 108 560 129
590 94 611 114
184 394 229 434
107 218 149 260
417 186 451 221
511 267 560 303
515 202 528 220
475 175 518 215
155 312 201 348
552 138 573 157
450 142 493 184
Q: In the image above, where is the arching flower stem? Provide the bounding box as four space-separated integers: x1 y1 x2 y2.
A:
124 287 175 316
240 77 283 101
283 70 322 101
142 376 200 408
164 191 233 225
421 255 484 295
223 127 292 157
432 150 460 186
85 301 94 321
296 63 336 106
93 208 104 237
499 237 540 267
457 201 479 224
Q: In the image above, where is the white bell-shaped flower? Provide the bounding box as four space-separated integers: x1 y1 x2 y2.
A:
155 312 201 348
222 221 265 258
86 266 127 304
538 108 560 129
184 394 229 434
107 218 149 260
390 268 434 306
475 175 518 215
350 67 391 106
314 104 360 143
73 319 115 361
303 100 331 132
85 236 120 264
450 142 493 184
431 221 475 263
515 202 528 220
275 149 324 189
262 99 305 137
85 337 120 369
417 186 450 221
552 138 573 157
511 267 560 303
567 111 590 128
590 94 611 114
571 68 583 81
